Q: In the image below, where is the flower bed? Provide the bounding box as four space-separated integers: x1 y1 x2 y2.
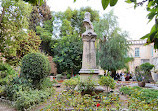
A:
42 90 120 110
119 86 158 110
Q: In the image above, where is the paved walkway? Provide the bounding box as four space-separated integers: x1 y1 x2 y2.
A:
117 81 158 90
128 83 158 90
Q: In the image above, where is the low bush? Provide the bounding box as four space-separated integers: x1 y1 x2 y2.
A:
56 74 63 81
42 90 120 110
99 75 116 92
0 63 18 85
5 77 32 101
40 77 53 89
66 74 71 79
63 77 79 90
78 77 96 92
119 86 141 95
14 87 54 110
0 63 18 96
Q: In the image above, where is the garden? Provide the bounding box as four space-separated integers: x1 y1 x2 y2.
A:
0 0 158 111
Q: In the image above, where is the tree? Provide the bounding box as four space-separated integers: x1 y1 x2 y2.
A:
50 7 99 75
36 19 54 55
52 34 82 76
29 0 53 55
94 11 129 77
29 0 52 31
125 0 158 49
0 0 41 66
74 0 158 49
140 62 154 73
0 0 44 25
54 7 99 37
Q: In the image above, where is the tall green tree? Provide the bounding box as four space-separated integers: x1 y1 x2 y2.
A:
0 0 41 66
55 7 99 37
50 7 99 75
36 19 54 55
0 0 44 25
94 11 129 77
29 0 53 55
52 34 82 75
29 0 52 31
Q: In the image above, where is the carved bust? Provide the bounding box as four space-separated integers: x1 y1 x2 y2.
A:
83 12 94 31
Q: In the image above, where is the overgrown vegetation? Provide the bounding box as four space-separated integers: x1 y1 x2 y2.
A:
120 86 158 103
42 90 120 110
0 53 54 111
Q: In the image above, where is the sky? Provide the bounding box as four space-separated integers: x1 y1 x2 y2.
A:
47 0 154 40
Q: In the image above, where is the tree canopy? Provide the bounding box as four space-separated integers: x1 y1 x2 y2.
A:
94 11 130 77
50 7 99 75
0 0 41 65
53 34 82 75
74 0 158 49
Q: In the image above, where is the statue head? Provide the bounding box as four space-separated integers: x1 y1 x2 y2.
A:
84 12 91 21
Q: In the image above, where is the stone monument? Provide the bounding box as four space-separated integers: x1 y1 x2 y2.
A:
79 12 99 80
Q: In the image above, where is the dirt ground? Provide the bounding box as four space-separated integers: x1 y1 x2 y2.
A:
0 101 16 111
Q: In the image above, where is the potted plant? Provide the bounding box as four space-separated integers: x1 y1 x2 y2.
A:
136 74 146 87
135 63 154 87
135 67 146 87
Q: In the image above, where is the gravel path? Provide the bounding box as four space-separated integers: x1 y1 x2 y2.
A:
0 102 16 111
33 86 63 111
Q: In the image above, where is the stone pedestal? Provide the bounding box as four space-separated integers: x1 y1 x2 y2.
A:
77 12 104 93
79 30 99 80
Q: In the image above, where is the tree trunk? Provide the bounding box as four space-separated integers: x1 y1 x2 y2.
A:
71 68 73 77
111 70 116 78
0 7 5 25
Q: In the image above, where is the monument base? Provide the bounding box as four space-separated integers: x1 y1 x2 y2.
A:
79 69 99 74
79 69 99 81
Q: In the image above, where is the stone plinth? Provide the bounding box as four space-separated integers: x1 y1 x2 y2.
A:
79 31 99 72
80 73 99 81
79 31 99 80
79 12 99 81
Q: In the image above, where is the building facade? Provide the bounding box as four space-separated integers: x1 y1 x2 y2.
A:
128 40 158 73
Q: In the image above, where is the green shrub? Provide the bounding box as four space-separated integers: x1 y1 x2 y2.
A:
78 77 96 92
21 53 50 88
67 74 71 79
119 86 133 95
63 77 79 90
56 74 63 81
15 87 54 110
40 77 53 89
51 79 58 84
0 63 18 96
0 63 18 85
5 77 32 100
99 75 115 92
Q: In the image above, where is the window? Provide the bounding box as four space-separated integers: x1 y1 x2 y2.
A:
151 46 153 57
135 48 139 57
141 59 149 64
